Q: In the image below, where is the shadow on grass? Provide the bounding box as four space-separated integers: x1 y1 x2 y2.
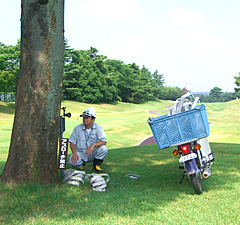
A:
0 102 15 115
0 142 240 224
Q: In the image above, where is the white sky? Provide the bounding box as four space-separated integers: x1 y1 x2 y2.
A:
1 0 240 92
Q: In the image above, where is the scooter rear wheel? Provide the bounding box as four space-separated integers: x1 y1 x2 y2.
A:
190 173 203 194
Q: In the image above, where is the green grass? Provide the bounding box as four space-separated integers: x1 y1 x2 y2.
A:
0 100 240 224
59 99 172 149
206 100 240 144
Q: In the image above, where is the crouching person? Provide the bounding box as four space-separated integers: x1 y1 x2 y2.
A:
68 107 108 173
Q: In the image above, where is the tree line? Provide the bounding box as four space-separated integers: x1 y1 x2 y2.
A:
197 87 240 103
63 43 184 103
1 41 240 103
0 41 184 103
0 41 20 101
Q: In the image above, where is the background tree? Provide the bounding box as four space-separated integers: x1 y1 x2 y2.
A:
2 39 197 104
0 42 20 101
0 0 64 184
63 47 114 103
158 86 182 100
199 91 240 102
210 87 223 97
150 70 165 98
234 72 240 92
0 71 16 100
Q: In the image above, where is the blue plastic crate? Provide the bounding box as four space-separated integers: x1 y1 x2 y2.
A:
148 104 210 149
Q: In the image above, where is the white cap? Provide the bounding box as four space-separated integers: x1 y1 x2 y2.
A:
80 107 96 118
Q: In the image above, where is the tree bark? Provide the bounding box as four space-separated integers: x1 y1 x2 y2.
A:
0 0 64 184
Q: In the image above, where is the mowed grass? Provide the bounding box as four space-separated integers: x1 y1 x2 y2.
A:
0 99 240 224
59 100 172 149
206 100 240 144
0 101 15 162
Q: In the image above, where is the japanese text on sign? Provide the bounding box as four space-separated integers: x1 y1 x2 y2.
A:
58 138 68 170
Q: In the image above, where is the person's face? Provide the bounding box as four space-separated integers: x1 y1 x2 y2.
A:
83 116 95 128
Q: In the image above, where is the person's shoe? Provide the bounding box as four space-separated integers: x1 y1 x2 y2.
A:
93 164 104 173
79 162 85 171
93 158 104 173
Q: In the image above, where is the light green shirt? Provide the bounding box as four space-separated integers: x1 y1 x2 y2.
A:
69 123 107 152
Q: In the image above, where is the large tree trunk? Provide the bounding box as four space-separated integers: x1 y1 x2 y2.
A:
0 0 64 184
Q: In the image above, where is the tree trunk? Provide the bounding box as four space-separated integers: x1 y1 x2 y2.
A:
0 0 64 184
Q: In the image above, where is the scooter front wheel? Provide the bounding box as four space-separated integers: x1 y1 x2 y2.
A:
190 173 203 194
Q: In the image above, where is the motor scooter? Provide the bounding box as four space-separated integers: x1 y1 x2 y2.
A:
174 138 214 194
148 93 214 194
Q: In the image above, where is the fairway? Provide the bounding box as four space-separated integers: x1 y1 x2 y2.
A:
0 100 240 224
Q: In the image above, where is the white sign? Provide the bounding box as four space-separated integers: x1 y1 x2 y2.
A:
58 138 69 169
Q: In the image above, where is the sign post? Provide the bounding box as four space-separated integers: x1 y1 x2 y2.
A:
58 107 71 182
58 138 69 170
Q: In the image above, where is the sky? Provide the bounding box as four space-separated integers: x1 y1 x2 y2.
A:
1 0 240 93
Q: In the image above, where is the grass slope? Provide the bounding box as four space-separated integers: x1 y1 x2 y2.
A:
206 100 240 144
1 143 240 224
0 100 240 224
